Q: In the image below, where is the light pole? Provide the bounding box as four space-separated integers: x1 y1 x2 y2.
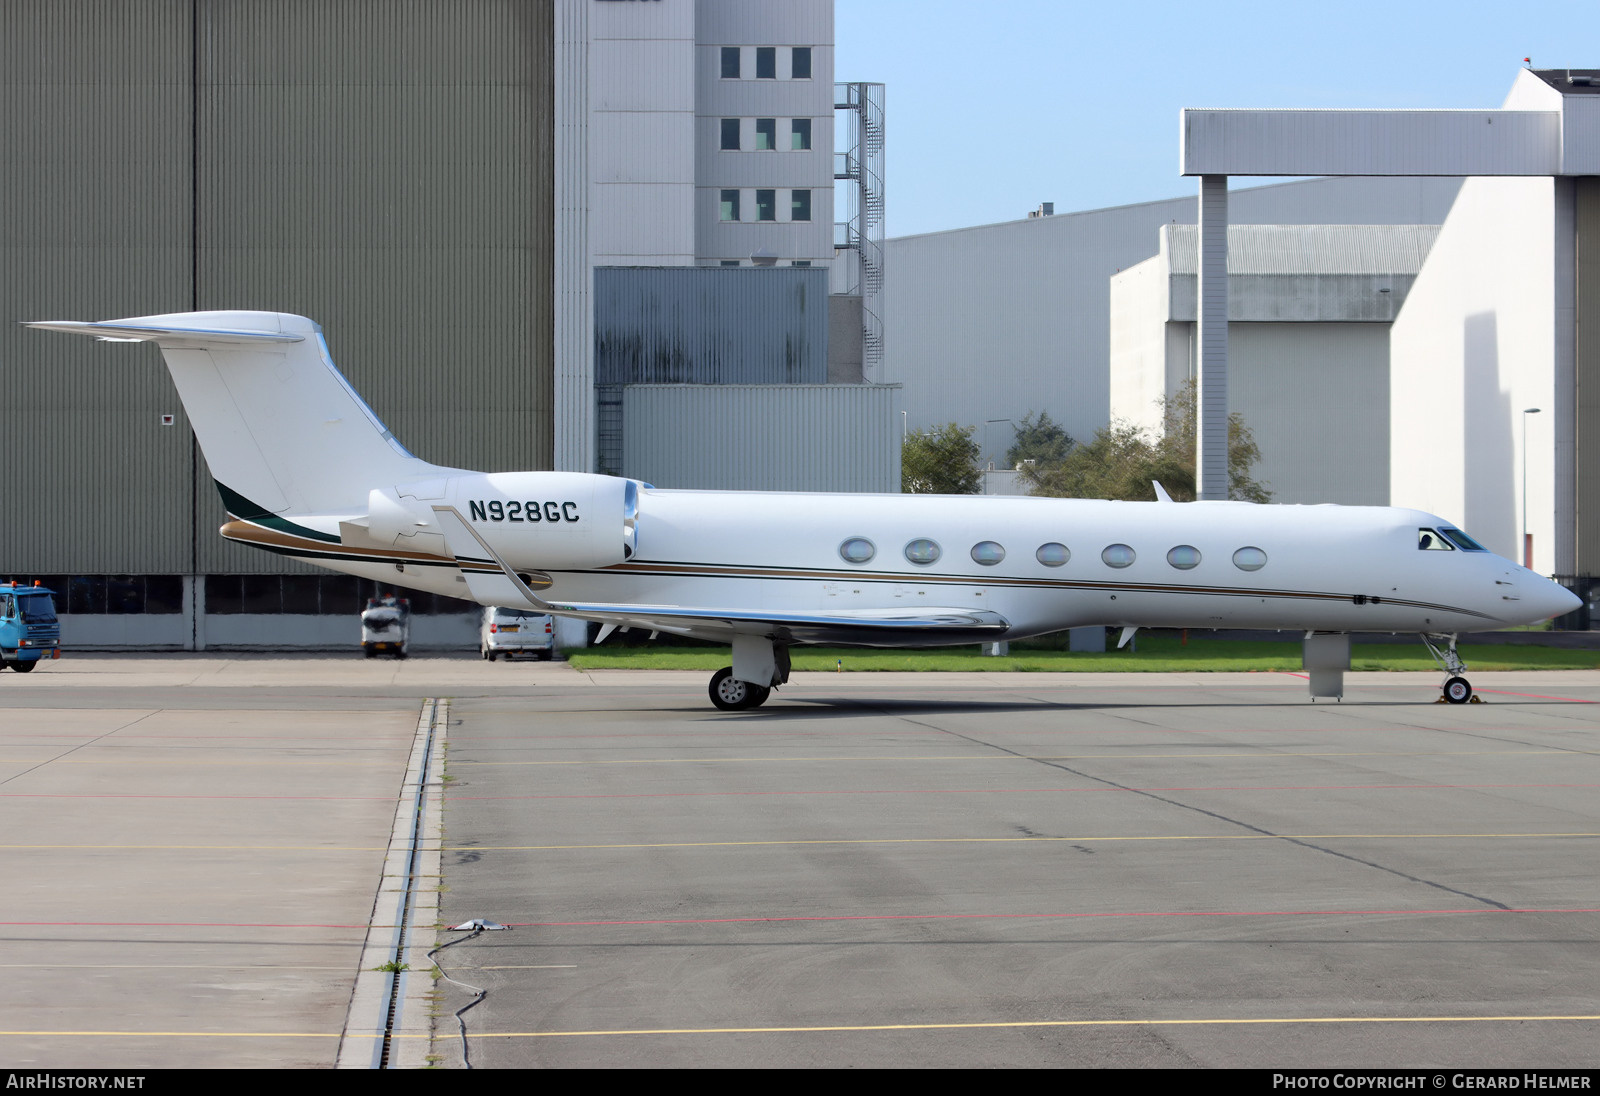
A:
1522 407 1541 569
984 418 1014 470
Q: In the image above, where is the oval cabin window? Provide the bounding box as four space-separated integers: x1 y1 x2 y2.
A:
1102 544 1136 569
1167 545 1201 570
839 537 876 564
1233 546 1268 571
1036 543 1070 567
970 541 1006 565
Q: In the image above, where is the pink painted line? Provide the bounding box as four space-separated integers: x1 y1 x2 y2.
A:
452 782 1600 802
0 734 413 742
512 906 1600 929
0 793 395 801
1476 687 1600 704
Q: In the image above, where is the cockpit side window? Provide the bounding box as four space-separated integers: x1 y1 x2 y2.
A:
1418 528 1454 551
1438 527 1488 552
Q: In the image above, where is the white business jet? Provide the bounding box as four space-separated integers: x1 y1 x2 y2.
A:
28 311 1580 709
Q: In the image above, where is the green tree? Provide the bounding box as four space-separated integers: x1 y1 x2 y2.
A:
902 422 981 494
1023 381 1270 502
1004 410 1075 469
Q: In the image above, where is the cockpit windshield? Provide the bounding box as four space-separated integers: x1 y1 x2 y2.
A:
1419 527 1489 552
1437 527 1487 552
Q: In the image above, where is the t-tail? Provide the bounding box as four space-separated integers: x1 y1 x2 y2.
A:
25 310 459 518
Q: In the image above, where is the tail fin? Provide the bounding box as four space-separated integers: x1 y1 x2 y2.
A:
26 311 455 515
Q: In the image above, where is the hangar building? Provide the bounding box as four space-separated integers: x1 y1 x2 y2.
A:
2 0 891 649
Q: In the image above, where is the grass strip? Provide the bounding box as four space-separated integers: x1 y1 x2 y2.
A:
565 635 1599 674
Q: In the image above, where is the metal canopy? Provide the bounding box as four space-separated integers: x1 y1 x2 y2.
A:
1176 75 1587 500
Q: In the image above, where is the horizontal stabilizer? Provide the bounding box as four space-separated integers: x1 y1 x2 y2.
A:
27 310 454 517
25 320 305 346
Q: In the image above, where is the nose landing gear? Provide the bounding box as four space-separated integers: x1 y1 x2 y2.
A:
1421 633 1480 704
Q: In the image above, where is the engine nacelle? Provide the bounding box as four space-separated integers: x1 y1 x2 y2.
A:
442 471 635 572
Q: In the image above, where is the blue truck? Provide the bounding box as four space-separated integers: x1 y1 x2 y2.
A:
0 582 60 672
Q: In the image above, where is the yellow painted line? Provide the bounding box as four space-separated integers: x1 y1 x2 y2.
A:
8 1014 1600 1040
454 748 1581 767
9 831 1597 854
467 1013 1600 1038
442 832 1600 852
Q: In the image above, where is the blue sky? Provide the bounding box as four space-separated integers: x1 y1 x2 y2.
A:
835 0 1600 238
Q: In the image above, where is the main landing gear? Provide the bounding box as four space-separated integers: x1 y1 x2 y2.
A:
1420 633 1477 704
709 666 771 710
707 636 791 712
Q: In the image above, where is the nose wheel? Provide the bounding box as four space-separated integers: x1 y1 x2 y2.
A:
1421 634 1479 704
709 666 771 711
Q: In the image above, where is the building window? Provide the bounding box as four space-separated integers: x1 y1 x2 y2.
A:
756 46 775 79
755 118 776 150
720 260 740 267
756 189 775 221
791 190 811 221
790 118 811 150
720 189 740 222
721 46 740 79
792 47 812 79
720 118 739 150
792 260 811 267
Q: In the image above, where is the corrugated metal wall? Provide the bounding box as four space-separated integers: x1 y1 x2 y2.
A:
1575 178 1600 575
194 0 554 573
621 384 900 492
3 0 554 575
595 266 828 385
1 1 196 573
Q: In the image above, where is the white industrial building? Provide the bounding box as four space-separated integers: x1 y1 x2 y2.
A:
1109 223 1438 505
556 0 885 478
1387 71 1599 588
882 176 1463 465
886 64 1599 620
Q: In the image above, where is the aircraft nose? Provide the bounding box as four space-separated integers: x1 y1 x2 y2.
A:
1490 568 1581 626
1542 581 1583 621
1519 577 1582 623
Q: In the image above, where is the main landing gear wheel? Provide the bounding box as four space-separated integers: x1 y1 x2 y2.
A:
1443 676 1472 704
709 666 771 711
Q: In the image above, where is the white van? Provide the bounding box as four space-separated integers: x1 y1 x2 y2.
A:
360 594 410 658
480 607 556 661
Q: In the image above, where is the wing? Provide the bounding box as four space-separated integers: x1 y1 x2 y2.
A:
544 602 1011 647
426 503 1009 646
